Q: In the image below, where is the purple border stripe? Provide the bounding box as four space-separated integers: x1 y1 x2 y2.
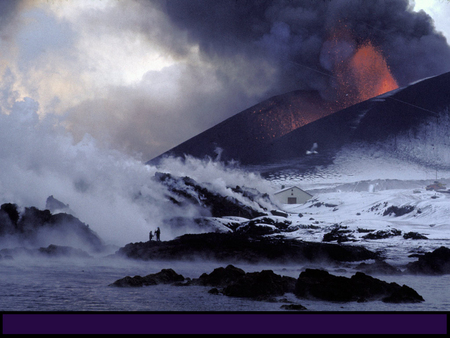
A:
3 313 448 335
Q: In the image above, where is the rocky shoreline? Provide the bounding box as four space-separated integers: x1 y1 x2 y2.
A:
109 264 425 310
109 233 450 310
1 188 450 310
114 232 379 263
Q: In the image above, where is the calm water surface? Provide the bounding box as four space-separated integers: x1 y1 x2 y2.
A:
0 256 449 312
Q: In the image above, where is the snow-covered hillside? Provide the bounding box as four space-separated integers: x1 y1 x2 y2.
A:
282 188 450 264
264 151 450 268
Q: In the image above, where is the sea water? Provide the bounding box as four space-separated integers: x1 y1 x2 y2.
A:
0 256 449 312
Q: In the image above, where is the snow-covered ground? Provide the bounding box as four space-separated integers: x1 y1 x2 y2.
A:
263 154 450 269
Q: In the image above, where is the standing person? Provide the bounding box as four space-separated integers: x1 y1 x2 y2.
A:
155 227 161 241
149 230 153 241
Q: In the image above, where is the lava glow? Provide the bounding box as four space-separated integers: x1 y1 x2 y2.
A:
333 39 399 108
348 42 399 102
253 31 399 142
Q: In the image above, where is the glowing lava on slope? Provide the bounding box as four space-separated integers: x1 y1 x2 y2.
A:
254 29 399 142
339 41 399 104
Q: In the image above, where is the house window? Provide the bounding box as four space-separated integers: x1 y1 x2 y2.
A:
288 197 297 204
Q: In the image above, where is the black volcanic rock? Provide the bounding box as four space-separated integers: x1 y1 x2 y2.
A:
403 232 428 240
0 203 104 253
405 246 450 275
235 216 291 236
109 268 185 287
383 205 415 217
115 232 378 263
186 264 297 300
356 260 403 275
362 228 402 240
193 264 246 287
322 225 356 243
294 269 423 303
154 171 273 219
38 244 91 258
222 269 297 300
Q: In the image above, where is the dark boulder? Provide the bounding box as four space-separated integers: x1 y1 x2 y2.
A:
270 210 288 218
190 265 297 300
38 244 91 258
405 246 450 275
235 216 291 236
383 205 415 217
109 268 185 287
193 264 246 287
0 245 92 259
381 285 426 303
222 270 297 300
356 260 403 275
403 232 428 240
322 225 355 243
362 228 402 240
294 269 423 303
280 303 307 310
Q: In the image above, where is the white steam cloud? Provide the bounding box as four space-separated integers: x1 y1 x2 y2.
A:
0 98 275 247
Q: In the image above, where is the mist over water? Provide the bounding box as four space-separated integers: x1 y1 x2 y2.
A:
0 97 275 248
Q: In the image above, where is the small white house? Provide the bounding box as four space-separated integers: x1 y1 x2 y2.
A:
274 185 313 205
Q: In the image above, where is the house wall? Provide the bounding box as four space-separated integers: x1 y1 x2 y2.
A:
274 187 312 204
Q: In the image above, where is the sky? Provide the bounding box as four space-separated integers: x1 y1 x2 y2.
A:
1 0 450 162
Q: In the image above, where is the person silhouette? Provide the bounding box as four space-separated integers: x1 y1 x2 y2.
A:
149 230 153 241
155 227 161 241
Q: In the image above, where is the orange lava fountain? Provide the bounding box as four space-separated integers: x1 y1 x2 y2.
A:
253 29 399 143
348 42 398 101
334 40 399 108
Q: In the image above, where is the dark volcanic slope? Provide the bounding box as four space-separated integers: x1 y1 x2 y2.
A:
261 71 450 166
148 90 342 165
149 71 450 167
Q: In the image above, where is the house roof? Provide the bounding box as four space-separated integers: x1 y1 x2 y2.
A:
274 185 313 197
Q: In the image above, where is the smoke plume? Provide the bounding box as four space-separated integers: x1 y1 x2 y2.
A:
73 0 450 159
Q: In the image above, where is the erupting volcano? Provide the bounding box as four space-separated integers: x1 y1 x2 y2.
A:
349 42 399 101
322 26 399 110
255 31 400 141
150 26 403 166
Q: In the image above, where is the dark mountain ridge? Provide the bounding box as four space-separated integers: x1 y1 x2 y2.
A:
148 89 343 165
149 71 450 170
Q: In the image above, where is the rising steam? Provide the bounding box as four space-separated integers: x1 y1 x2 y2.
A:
1 0 450 247
0 98 275 247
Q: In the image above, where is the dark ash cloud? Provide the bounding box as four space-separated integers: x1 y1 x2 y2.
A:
155 0 450 90
67 0 450 160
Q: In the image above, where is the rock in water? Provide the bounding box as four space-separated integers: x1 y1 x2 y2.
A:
38 244 91 258
193 265 246 287
406 246 450 275
222 270 297 300
294 269 424 303
190 265 297 300
110 269 185 287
